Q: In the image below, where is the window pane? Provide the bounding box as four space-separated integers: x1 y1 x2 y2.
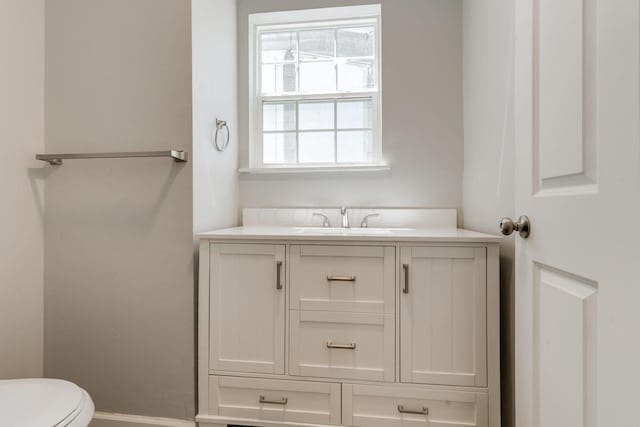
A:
263 102 296 131
337 99 372 129
299 131 335 163
263 133 297 164
299 101 334 130
337 27 375 58
337 130 372 163
299 29 335 60
337 59 374 91
300 61 336 92
261 63 298 94
261 31 298 62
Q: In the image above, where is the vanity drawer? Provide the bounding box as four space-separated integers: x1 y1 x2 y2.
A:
342 383 488 427
209 375 341 425
289 310 395 382
290 245 395 314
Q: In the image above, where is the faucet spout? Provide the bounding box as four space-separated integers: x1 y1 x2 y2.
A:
340 206 350 228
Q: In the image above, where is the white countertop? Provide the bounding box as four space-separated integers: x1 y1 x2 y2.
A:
197 226 501 243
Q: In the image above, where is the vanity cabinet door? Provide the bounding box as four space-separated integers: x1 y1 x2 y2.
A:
209 243 286 375
400 247 487 387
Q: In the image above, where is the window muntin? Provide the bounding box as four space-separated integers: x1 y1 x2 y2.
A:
250 6 382 169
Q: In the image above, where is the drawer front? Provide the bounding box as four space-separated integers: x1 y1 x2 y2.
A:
289 310 395 382
290 245 395 314
209 376 341 425
342 384 488 427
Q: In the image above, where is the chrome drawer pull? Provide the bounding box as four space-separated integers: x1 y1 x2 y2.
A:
259 395 288 405
276 261 283 290
402 263 410 294
327 275 356 282
397 405 429 415
326 341 356 350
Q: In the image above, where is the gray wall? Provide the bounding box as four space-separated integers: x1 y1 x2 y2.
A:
44 0 195 419
0 0 45 379
237 0 464 211
462 1 515 426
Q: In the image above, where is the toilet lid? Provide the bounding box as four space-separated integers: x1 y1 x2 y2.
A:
0 378 85 426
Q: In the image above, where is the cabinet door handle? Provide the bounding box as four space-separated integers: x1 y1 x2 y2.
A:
327 275 356 282
397 405 429 415
402 263 410 294
259 395 288 405
276 261 283 290
326 341 356 350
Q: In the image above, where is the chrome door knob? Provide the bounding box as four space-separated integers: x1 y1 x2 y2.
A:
500 215 531 238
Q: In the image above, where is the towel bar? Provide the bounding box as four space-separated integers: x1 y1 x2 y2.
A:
35 150 188 165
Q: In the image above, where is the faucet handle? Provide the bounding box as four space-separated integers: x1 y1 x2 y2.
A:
313 213 331 228
360 213 380 228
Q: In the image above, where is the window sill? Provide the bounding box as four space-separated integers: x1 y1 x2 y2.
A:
238 163 390 175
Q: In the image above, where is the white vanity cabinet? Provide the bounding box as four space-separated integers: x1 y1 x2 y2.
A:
197 228 500 427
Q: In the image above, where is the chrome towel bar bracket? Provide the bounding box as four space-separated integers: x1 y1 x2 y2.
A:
35 149 188 165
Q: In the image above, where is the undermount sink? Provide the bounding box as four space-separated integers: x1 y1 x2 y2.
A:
294 227 414 234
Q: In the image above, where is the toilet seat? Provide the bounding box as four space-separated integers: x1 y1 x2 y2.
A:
0 378 94 427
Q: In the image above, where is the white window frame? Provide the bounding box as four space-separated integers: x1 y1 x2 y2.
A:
246 5 384 172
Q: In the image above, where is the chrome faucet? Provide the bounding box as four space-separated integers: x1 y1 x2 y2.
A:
340 206 350 228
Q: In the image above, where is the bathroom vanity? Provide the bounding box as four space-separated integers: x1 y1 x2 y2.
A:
196 209 500 427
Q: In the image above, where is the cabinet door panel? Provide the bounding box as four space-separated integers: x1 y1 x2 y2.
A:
209 243 285 374
400 247 487 387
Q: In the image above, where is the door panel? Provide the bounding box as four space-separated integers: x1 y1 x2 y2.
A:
534 265 597 427
534 0 598 195
400 247 487 387
209 243 286 374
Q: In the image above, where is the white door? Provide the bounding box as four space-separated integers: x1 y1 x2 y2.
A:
209 243 286 374
514 1 640 426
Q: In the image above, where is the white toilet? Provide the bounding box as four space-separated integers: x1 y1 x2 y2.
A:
0 378 94 427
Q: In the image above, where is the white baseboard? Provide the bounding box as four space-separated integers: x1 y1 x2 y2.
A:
90 412 196 427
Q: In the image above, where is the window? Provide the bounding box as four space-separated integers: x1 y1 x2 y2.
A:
248 5 383 171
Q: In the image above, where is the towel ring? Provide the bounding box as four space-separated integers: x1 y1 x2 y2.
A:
214 118 230 152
